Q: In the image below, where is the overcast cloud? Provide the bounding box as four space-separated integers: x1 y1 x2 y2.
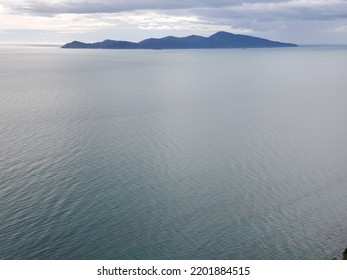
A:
1 0 347 44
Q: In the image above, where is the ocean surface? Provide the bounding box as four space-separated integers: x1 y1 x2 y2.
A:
1 45 347 260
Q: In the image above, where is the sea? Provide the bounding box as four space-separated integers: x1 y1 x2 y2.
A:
1 45 347 260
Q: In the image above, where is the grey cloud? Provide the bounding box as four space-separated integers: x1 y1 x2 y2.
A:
193 1 347 23
6 1 284 15
7 1 239 15
5 0 347 44
6 0 347 24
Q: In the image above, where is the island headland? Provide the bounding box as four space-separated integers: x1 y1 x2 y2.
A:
61 31 298 49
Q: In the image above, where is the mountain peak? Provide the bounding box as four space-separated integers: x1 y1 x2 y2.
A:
210 31 235 37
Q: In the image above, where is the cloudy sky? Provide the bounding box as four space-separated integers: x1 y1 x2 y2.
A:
1 0 347 44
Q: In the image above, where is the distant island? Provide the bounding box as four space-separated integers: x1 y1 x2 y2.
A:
61 31 298 49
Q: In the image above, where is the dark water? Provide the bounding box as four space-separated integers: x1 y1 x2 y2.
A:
1 45 347 259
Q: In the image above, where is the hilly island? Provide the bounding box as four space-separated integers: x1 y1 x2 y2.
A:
61 31 298 49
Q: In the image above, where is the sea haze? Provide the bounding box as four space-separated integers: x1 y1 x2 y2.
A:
1 46 347 259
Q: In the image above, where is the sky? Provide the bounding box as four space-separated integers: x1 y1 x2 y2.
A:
1 0 347 44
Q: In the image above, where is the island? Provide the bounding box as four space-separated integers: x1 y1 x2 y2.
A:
61 31 298 49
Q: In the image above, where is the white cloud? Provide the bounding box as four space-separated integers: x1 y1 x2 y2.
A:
1 1 347 43
0 11 114 33
332 25 347 32
0 2 253 35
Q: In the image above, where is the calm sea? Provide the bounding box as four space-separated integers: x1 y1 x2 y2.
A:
1 45 347 259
